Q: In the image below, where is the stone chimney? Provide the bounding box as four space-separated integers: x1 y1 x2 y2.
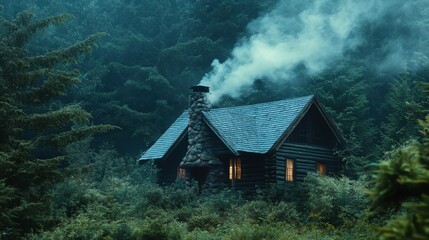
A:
180 86 224 191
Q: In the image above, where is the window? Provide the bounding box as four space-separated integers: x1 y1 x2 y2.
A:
229 158 241 180
177 168 186 180
285 159 294 181
317 163 327 176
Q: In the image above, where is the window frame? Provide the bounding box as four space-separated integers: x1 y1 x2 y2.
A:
229 158 242 180
285 158 294 182
316 162 327 176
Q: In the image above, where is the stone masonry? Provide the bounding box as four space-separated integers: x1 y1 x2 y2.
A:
180 86 224 191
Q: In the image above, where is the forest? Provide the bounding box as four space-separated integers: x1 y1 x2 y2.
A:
0 0 428 239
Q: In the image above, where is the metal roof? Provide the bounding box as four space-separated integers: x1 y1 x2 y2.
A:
139 95 315 160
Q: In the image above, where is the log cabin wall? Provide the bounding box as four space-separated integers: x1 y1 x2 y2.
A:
229 154 266 193
156 134 188 184
275 143 341 182
264 153 277 184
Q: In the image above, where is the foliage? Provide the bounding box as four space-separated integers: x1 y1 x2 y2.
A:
302 173 369 226
381 70 426 151
32 171 377 240
0 10 115 238
371 85 429 239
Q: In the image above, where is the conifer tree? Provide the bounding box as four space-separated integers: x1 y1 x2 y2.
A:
0 10 114 238
381 70 425 151
371 83 429 239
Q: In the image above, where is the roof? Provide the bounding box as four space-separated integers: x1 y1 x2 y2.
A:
203 95 314 154
140 95 340 161
139 111 188 160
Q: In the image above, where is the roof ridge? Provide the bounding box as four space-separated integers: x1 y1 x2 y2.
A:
211 94 314 111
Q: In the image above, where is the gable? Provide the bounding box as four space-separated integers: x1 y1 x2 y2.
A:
286 103 338 148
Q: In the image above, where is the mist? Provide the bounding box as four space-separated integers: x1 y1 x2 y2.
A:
200 0 429 103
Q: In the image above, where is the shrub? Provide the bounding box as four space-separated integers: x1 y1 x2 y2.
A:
144 187 166 208
187 210 223 231
163 183 198 208
267 201 301 225
239 200 271 223
303 172 368 225
202 189 243 214
50 179 88 217
225 222 281 240
136 216 184 240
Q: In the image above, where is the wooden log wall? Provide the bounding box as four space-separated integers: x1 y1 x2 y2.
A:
275 143 341 182
264 153 276 184
156 134 188 184
232 154 266 193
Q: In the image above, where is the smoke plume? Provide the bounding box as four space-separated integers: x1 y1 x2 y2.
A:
200 0 429 103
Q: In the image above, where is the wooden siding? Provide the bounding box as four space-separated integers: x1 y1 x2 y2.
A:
227 154 266 193
275 143 341 182
286 104 337 148
156 134 188 184
264 153 276 184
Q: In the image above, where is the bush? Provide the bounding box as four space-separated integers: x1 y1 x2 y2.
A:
144 187 166 208
163 183 198 208
303 172 368 225
267 201 302 225
202 189 244 214
239 200 271 223
50 179 87 217
136 214 184 240
187 210 223 231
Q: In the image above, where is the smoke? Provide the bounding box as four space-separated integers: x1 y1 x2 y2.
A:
200 0 429 103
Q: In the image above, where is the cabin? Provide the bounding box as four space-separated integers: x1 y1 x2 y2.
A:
139 86 344 193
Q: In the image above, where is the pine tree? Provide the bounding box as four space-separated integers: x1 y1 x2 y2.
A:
371 82 429 240
381 70 425 151
0 10 115 238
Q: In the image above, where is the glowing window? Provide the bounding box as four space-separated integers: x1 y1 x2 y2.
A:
177 168 186 180
285 159 294 181
229 158 241 180
317 163 327 176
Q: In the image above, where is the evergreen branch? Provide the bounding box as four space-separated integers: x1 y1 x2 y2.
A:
26 105 92 131
0 179 17 226
7 13 73 47
37 124 119 148
19 156 64 183
27 33 108 68
22 69 80 104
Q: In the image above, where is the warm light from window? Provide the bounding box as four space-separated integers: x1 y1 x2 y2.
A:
286 159 294 181
229 158 241 180
229 162 233 180
317 163 327 176
177 168 186 180
236 158 241 179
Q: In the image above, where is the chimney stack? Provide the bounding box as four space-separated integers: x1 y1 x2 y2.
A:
180 86 224 191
